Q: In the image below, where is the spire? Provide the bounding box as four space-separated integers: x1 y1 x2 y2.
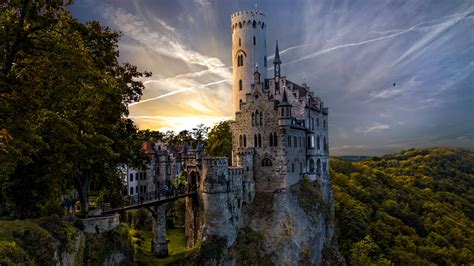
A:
273 41 281 65
278 87 291 107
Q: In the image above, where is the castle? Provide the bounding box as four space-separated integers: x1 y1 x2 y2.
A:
124 9 331 259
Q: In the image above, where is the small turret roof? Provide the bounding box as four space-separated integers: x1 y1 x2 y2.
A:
273 41 281 65
278 89 292 107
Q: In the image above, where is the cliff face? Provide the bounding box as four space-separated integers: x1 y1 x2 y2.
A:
236 179 344 265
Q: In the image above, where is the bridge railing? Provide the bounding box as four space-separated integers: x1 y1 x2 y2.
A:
100 184 197 213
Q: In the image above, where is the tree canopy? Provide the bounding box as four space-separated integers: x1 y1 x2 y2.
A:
332 147 474 265
0 0 150 217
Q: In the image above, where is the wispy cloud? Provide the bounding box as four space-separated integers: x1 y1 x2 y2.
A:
356 122 391 135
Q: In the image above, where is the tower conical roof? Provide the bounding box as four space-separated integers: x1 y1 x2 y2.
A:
273 41 281 65
278 89 292 107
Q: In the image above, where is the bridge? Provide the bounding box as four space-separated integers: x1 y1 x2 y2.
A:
100 185 197 215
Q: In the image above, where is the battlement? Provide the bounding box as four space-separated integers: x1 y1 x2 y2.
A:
231 10 265 30
236 147 255 156
228 166 243 176
202 157 228 167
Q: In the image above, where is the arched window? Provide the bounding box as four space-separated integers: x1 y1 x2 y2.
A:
253 20 256 28
255 110 259 125
259 112 263 125
239 135 242 147
273 133 277 146
239 38 241 46
239 22 242 28
292 163 295 172
258 134 261 147
239 79 242 90
309 159 315 173
243 135 247 147
262 158 272 167
239 99 242 110
269 133 273 147
317 159 322 173
254 134 257 147
317 135 321 150
251 113 255 126
253 36 256 45
261 22 265 29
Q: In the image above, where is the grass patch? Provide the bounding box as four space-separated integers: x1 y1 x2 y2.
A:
0 220 55 265
132 227 199 265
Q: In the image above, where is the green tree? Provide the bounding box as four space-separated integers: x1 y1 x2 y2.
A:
205 121 232 161
0 1 150 216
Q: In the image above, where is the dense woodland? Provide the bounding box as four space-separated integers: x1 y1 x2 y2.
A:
332 148 474 265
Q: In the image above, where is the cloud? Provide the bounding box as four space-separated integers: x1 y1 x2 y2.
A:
369 88 405 100
194 0 211 7
356 122 390 135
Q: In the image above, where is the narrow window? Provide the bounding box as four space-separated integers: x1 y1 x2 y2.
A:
255 110 259 125
243 135 247 147
317 135 321 150
253 36 256 45
269 133 273 147
239 79 242 91
130 187 134 195
253 20 256 28
273 133 277 146
254 134 257 147
300 163 303 174
294 136 297 148
239 22 242 28
239 135 243 147
251 113 254 126
288 135 291 147
258 134 261 147
239 99 242 110
241 55 244 66
259 112 263 125
130 173 133 182
292 163 295 173
264 56 267 67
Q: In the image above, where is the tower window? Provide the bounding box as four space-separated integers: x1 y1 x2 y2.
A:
294 136 297 148
253 20 256 28
288 135 291 147
243 135 247 147
255 110 259 125
258 133 261 147
239 79 242 91
239 99 242 110
251 113 255 126
269 133 273 147
317 135 321 150
264 56 267 67
259 112 263 125
253 36 256 45
239 135 243 147
254 134 257 147
273 133 277 146
239 22 242 28
262 158 272 167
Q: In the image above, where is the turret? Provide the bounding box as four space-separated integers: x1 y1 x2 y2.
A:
231 10 268 116
278 89 292 126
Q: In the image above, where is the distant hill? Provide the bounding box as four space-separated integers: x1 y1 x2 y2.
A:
331 147 474 265
338 156 373 162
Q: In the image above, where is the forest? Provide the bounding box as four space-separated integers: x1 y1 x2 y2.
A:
331 147 474 265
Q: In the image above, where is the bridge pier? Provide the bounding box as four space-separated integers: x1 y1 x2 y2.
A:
151 205 169 258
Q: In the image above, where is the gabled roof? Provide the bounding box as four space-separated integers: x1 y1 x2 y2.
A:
143 141 155 154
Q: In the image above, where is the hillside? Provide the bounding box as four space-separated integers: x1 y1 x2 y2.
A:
331 147 474 265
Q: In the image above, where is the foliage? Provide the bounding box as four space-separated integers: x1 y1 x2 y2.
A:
291 178 332 222
0 0 149 216
332 147 474 265
230 227 271 265
205 120 232 160
83 223 134 265
0 220 59 265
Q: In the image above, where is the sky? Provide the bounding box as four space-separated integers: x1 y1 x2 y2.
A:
69 0 474 156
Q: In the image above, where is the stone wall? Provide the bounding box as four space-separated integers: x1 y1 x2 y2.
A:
79 214 120 234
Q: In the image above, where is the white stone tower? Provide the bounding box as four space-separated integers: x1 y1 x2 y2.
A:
231 10 267 116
